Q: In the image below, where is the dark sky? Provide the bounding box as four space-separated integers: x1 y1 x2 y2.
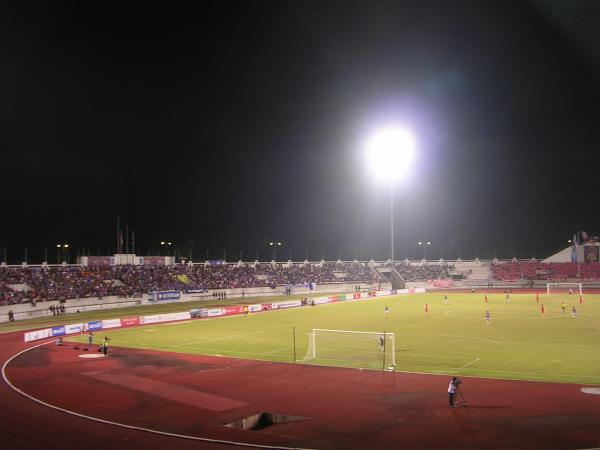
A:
2 0 600 263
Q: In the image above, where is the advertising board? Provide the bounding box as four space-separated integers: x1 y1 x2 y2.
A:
101 318 122 329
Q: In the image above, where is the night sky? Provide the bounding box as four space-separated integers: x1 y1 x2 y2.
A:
2 1 600 263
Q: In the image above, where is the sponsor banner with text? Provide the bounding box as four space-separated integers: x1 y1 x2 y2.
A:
101 318 122 329
432 279 453 288
148 290 181 302
248 304 263 313
223 306 245 316
64 323 84 334
271 300 302 309
313 297 331 305
139 314 160 325
200 308 223 317
24 328 52 342
51 326 66 336
140 311 191 324
87 320 102 331
163 311 191 322
121 317 140 327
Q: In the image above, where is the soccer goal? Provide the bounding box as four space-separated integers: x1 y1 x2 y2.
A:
302 329 396 369
546 282 583 295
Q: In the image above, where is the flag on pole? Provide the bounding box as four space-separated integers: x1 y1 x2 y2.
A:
571 233 578 262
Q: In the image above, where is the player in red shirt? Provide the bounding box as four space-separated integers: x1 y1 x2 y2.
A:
541 303 545 315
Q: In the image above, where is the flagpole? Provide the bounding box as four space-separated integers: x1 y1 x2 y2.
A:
575 232 581 280
116 216 120 254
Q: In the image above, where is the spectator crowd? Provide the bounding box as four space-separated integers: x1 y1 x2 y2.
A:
0 262 383 305
492 261 600 282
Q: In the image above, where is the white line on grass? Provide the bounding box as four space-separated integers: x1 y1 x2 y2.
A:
178 330 268 346
263 346 293 355
175 347 291 358
458 358 480 370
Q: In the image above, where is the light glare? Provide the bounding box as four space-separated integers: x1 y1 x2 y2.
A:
367 127 415 181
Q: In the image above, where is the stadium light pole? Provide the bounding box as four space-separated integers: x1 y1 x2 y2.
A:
418 241 431 260
269 241 282 261
56 244 69 264
366 127 416 265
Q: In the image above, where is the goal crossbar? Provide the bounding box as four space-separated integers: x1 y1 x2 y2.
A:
546 282 582 295
306 328 396 368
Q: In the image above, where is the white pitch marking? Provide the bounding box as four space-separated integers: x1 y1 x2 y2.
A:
178 329 267 346
458 358 480 370
263 346 292 355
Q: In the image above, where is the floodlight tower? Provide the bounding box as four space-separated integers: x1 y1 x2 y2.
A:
367 127 416 265
270 241 282 261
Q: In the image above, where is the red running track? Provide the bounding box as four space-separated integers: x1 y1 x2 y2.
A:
2 331 600 450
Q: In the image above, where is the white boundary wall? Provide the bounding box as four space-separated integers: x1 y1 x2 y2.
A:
1 281 391 324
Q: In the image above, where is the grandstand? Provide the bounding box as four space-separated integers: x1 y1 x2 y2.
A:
2 237 599 322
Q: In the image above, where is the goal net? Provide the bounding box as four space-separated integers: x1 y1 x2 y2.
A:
546 282 583 295
302 329 396 369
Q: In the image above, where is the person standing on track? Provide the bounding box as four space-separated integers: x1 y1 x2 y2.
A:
87 332 93 347
102 337 110 356
485 310 491 325
448 377 458 407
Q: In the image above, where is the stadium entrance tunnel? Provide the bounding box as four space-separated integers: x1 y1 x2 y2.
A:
224 412 310 431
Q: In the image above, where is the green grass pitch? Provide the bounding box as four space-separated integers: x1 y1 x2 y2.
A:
67 292 600 384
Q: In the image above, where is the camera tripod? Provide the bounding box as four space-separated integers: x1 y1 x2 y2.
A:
454 387 467 406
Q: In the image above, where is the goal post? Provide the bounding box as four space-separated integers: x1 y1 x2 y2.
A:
302 328 396 369
546 282 583 295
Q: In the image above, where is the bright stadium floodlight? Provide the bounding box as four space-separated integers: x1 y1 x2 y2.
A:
367 127 416 181
366 126 416 264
